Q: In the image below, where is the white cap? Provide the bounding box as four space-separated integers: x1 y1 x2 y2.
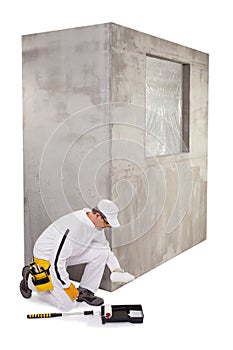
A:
97 199 120 228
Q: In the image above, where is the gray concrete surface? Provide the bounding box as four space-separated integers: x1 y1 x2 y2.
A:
22 23 208 291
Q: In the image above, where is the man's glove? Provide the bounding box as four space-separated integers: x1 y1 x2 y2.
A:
64 283 79 301
110 268 135 284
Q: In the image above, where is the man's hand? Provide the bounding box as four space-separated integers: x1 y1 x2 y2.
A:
110 268 135 283
64 283 79 301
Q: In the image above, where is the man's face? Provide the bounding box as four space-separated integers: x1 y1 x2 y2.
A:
94 213 111 230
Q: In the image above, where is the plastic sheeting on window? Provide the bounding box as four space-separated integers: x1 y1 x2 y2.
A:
146 56 183 157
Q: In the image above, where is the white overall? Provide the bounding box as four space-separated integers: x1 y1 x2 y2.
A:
28 208 120 311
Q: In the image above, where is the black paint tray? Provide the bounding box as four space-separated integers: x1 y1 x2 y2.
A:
101 304 144 324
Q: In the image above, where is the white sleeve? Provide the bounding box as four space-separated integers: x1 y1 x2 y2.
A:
93 230 121 271
92 230 110 247
106 250 121 271
50 231 73 288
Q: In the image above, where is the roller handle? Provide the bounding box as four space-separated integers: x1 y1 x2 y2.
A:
84 310 94 315
27 313 62 319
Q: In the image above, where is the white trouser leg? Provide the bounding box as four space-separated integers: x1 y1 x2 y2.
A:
28 273 75 311
67 245 109 293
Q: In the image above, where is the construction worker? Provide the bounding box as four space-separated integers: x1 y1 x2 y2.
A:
20 199 135 311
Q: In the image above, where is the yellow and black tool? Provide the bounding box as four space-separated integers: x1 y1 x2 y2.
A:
27 310 96 319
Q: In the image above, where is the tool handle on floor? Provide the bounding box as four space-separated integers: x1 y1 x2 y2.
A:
84 310 94 315
27 313 62 319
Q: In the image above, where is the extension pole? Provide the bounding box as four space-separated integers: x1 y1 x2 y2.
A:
27 310 100 319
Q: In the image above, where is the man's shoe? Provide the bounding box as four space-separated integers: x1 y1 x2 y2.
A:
20 266 32 299
77 287 104 306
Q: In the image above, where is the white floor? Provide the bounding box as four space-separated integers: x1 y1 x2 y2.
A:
8 239 232 350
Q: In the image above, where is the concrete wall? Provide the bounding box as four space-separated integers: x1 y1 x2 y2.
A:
109 24 208 290
23 23 208 291
22 24 113 290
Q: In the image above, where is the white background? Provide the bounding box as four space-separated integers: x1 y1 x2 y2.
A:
1 1 233 349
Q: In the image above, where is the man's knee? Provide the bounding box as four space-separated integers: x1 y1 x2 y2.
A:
55 294 76 311
57 300 75 312
49 281 76 311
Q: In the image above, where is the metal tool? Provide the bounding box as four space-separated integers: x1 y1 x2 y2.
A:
27 309 100 319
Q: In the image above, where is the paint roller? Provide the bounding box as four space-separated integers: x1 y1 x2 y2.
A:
27 304 144 324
